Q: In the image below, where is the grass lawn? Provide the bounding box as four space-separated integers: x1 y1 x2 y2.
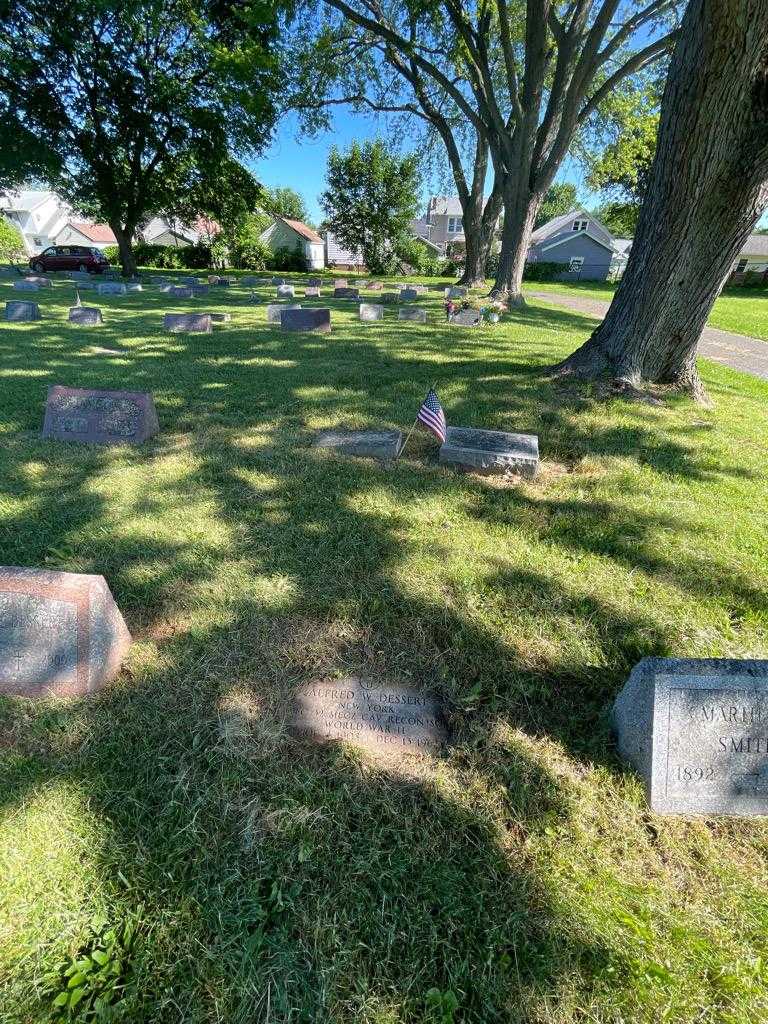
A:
524 279 768 342
1 271 768 1023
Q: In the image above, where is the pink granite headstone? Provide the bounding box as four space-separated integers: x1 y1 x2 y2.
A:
0 567 131 698
42 385 160 445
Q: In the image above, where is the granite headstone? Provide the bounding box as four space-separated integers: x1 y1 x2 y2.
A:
281 307 331 333
334 287 359 299
359 303 384 322
267 303 301 323
314 429 402 461
277 285 295 298
5 301 40 322
164 313 212 334
42 385 160 445
398 307 427 323
68 306 103 326
439 426 539 478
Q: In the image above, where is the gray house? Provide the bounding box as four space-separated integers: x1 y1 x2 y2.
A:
527 209 617 281
411 195 491 255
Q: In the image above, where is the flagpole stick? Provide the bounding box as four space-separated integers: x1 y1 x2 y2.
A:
396 417 420 460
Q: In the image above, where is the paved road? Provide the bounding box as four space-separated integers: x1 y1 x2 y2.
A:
527 290 768 382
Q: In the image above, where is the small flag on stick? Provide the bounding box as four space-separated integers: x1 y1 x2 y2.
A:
417 387 447 444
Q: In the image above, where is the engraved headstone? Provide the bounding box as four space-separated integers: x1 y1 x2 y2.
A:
614 658 768 816
68 305 103 326
333 278 348 288
25 275 52 287
398 307 427 323
271 276 286 285
42 385 160 446
307 277 323 287
304 287 321 298
97 282 127 295
368 281 383 291
399 288 418 301
439 426 539 478
164 313 212 334
334 287 359 299
190 285 209 297
314 429 402 461
0 566 131 699
267 303 301 324
451 308 482 327
277 285 295 298
13 280 39 292
210 312 231 323
359 303 384 322
281 307 331 333
169 286 193 298
446 286 468 298
5 301 41 322
208 275 221 284
215 278 231 287
290 676 448 754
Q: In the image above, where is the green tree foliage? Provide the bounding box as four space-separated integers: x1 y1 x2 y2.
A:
587 112 659 205
0 0 282 274
534 184 578 229
0 217 25 261
321 140 420 274
591 202 640 237
264 187 311 224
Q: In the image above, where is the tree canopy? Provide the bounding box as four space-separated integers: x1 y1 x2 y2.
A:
535 184 579 230
264 187 312 224
321 140 421 274
0 0 283 273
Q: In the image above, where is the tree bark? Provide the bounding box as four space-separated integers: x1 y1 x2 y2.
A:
458 173 504 287
110 222 138 278
556 0 768 400
489 181 541 306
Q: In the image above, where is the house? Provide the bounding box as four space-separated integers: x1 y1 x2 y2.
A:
140 215 220 247
324 231 364 270
55 221 117 250
260 217 325 269
733 234 768 274
414 196 477 255
527 209 618 281
0 190 71 254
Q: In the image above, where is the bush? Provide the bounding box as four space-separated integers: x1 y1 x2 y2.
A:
0 218 25 261
104 242 215 270
231 240 270 270
523 260 567 282
396 238 441 276
268 245 306 272
102 245 119 264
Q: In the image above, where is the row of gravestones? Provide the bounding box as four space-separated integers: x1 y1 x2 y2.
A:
1 553 765 815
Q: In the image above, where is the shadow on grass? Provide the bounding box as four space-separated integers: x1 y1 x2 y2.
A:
1 281 767 1019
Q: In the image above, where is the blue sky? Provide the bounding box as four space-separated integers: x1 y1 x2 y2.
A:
252 108 768 228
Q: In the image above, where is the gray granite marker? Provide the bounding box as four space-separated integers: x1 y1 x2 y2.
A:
5 300 41 321
13 280 39 292
446 285 468 298
69 306 103 325
439 426 539 478
399 288 418 301
398 307 427 323
169 286 193 298
97 282 127 296
314 429 402 460
334 287 359 299
614 658 768 816
267 303 301 323
277 284 295 298
281 307 331 333
164 313 212 333
359 303 384 321
290 676 448 754
451 308 482 327
305 287 321 297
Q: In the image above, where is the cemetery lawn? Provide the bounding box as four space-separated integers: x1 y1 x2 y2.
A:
1 273 768 1024
524 279 768 341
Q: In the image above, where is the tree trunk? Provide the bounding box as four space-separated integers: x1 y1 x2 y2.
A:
458 175 504 287
110 222 138 278
489 182 540 306
556 0 768 400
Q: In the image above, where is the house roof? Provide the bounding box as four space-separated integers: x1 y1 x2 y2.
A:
530 208 614 245
280 218 323 244
0 189 57 213
67 221 117 243
428 196 464 217
740 233 768 257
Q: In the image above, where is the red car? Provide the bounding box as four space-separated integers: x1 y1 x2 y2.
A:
30 245 110 274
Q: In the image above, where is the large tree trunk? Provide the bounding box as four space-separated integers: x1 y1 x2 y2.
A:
489 181 541 307
458 173 504 288
556 0 768 400
109 222 138 278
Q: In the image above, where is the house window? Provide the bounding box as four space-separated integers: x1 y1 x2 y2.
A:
572 219 588 232
32 237 42 246
735 258 749 272
447 216 463 234
569 257 584 273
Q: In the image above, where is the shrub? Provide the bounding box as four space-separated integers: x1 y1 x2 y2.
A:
102 245 119 264
269 245 306 272
523 260 567 282
231 240 270 270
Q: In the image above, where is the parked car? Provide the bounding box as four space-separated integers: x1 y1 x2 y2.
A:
29 245 110 274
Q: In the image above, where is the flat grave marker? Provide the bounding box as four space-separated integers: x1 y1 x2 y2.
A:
5 301 40 322
439 426 539 478
398 307 427 323
334 287 360 299
68 306 103 326
25 276 52 287
97 282 127 296
304 287 321 297
281 307 331 333
451 308 482 327
314 429 402 461
290 676 448 754
614 657 768 816
0 566 132 699
267 303 301 323
13 281 39 292
333 278 348 288
164 313 212 334
399 288 419 301
169 286 193 299
277 285 295 298
42 384 160 446
359 303 384 322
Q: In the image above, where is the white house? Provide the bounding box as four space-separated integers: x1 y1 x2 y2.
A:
323 231 365 270
55 221 117 250
140 215 220 247
0 190 71 254
261 217 324 269
734 234 768 274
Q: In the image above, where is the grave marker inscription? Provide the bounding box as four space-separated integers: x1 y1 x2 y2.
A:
439 426 539 478
68 306 103 326
290 676 448 754
42 385 160 446
164 313 212 334
5 301 40 322
359 303 384 321
314 429 402 461
281 307 331 333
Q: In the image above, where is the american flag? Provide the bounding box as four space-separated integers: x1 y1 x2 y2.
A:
417 388 447 443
